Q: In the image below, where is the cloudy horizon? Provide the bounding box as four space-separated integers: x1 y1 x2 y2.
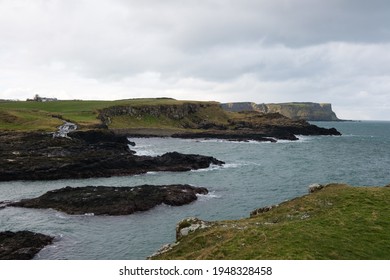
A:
1 0 390 120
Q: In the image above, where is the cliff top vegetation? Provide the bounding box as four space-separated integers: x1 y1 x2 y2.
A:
152 183 390 260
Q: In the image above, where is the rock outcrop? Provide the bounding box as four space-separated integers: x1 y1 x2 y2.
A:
98 102 215 126
0 231 54 260
148 217 212 259
221 102 340 121
10 185 208 215
175 217 212 240
0 130 224 181
173 112 341 141
96 101 341 141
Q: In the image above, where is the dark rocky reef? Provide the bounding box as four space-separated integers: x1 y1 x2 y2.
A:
10 185 209 215
0 130 224 181
173 112 340 142
0 231 54 260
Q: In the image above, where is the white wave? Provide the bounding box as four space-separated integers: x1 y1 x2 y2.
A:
54 212 69 220
197 191 221 201
197 139 272 144
223 161 262 168
276 136 313 143
84 213 95 216
134 150 160 156
190 164 223 172
191 161 262 173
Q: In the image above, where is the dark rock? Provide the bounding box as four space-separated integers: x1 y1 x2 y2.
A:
172 112 340 142
308 183 325 193
0 130 224 181
0 231 54 260
250 205 279 217
10 185 209 215
0 200 12 210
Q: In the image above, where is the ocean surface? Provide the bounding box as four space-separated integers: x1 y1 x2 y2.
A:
1 121 390 259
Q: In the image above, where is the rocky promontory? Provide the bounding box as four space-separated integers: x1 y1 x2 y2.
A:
9 184 208 215
172 112 340 142
221 102 340 121
0 231 54 260
0 130 224 181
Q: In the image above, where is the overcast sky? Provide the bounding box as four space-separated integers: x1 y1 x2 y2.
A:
1 0 390 120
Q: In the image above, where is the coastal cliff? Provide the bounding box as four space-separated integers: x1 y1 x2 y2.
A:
221 102 340 121
96 100 341 141
151 183 390 260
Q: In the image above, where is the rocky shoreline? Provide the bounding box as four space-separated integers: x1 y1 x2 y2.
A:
115 112 342 142
0 130 224 181
0 231 54 260
8 184 209 215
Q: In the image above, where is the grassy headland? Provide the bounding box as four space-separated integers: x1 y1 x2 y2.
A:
0 98 224 132
0 98 341 142
152 184 390 260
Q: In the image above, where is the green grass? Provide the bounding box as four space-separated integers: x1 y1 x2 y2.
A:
153 184 390 259
0 98 216 131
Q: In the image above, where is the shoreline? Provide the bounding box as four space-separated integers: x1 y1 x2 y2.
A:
0 129 224 182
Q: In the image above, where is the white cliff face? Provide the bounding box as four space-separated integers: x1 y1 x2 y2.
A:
221 102 340 121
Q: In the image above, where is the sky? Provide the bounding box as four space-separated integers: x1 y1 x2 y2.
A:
1 0 390 120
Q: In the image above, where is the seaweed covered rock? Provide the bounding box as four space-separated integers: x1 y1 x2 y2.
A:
0 130 224 181
0 231 54 260
10 185 209 215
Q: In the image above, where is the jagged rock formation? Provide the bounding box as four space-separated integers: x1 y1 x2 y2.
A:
172 112 341 141
98 102 217 127
98 101 341 141
0 130 224 181
221 102 340 121
10 185 208 215
0 231 54 260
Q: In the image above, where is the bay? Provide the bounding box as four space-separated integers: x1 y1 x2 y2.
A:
0 121 389 259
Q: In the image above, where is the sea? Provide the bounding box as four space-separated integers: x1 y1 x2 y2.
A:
1 121 390 259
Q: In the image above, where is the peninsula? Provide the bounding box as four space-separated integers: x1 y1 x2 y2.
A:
151 183 390 260
221 102 340 121
0 98 340 181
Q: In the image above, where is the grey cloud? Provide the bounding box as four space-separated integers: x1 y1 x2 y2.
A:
1 0 390 119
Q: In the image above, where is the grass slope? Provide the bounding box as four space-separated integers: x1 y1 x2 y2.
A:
153 184 390 260
0 98 215 131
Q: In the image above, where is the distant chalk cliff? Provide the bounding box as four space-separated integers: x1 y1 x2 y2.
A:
221 102 340 121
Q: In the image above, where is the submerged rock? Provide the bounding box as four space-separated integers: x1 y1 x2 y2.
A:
0 231 54 260
10 185 209 215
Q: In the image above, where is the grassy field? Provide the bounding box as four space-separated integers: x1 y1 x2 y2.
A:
153 184 390 259
0 98 215 131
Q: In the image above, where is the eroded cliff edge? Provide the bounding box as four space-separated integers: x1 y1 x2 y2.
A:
221 102 340 121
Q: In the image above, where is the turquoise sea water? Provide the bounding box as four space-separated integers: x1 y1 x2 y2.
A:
1 121 389 259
